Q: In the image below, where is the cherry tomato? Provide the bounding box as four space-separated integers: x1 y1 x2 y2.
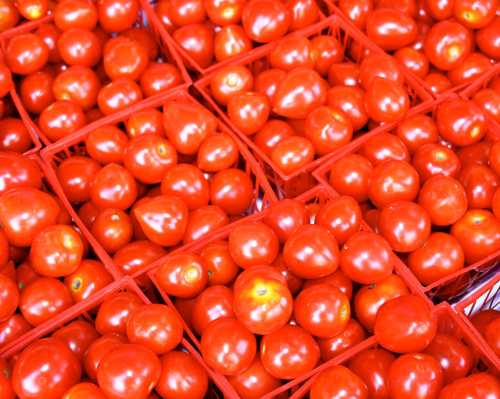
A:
205 0 244 25
271 136 315 174
173 24 214 68
97 344 161 399
64 259 113 302
63 383 107 399
200 240 239 286
374 294 437 353
52 320 99 361
91 208 133 253
6 33 49 75
83 333 126 381
228 357 280 399
0 0 20 32
329 154 373 202
95 291 143 335
366 8 417 51
57 156 101 204
310 365 368 399
90 163 138 210
210 168 253 215
57 28 102 67
140 62 182 97
348 348 395 399
103 36 149 81
201 317 256 375
365 78 410 123
86 125 129 164
260 324 319 379
155 254 208 298
318 318 366 361
476 16 500 59
413 143 461 181
460 163 499 209
97 78 143 115
54 0 98 30
359 54 404 89
0 314 31 348
210 66 254 106
214 25 253 61
20 70 55 114
39 100 86 142
12 338 81 399
396 114 438 153
156 351 209 399
228 92 270 136
97 0 139 32
53 66 101 110
0 274 18 322
191 285 234 335
160 164 209 210
360 132 410 165
326 86 368 131
242 0 291 43
439 373 500 399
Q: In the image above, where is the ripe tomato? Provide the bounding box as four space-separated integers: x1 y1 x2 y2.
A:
439 373 500 399
374 294 437 353
329 154 373 202
326 86 368 131
160 164 209 210
360 132 410 165
228 92 270 136
0 274 18 322
242 0 291 43
83 333 126 381
90 163 138 210
6 33 49 75
192 285 234 334
126 304 183 354
366 8 417 50
396 114 438 153
62 383 107 399
310 365 368 399
95 291 143 335
197 133 239 172
260 325 319 379
97 344 161 399
86 125 129 164
412 143 461 181
365 78 410 123
156 351 209 399
52 320 99 361
0 314 31 348
354 274 409 331
318 318 366 361
103 36 148 81
97 0 139 32
264 199 307 243
229 357 280 399
271 136 315 174
199 240 239 285
210 168 253 215
64 260 112 302
200 317 256 375
233 267 292 334
155 254 208 298
348 348 395 399
183 205 229 243
340 231 393 284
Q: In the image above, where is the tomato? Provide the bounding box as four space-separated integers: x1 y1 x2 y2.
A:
359 54 404 89
90 208 132 253
396 114 438 154
210 168 253 215
6 34 48 75
360 132 410 165
454 0 496 28
263 199 306 243
424 333 473 384
366 8 417 51
395 47 429 79
0 0 19 32
57 28 102 67
183 205 229 243
13 338 81 399
283 225 339 279
86 125 129 164
126 304 183 354
156 351 209 399
19 70 54 114
201 317 256 375
233 267 292 334
413 143 461 181
354 274 409 331
424 21 472 70
439 373 500 399
460 163 499 209
112 240 166 278
273 67 327 119
269 36 313 71
310 365 368 399
173 24 214 69
365 78 410 123
369 160 420 208
84 333 126 381
192 285 234 335
29 225 83 277
155 254 208 298
98 78 143 115
200 241 239 285
255 69 286 103
160 164 209 210
53 66 101 110
326 86 368 131
451 209 500 264
228 222 279 268
63 383 107 399
210 66 253 106
271 136 315 174
329 154 373 202
229 357 280 399
348 348 395 399
476 16 500 59
65 259 113 302
52 320 99 360
97 0 139 32
425 72 453 95
484 317 500 356
294 284 350 337
39 100 86 142
473 88 500 123
379 201 431 253
318 318 366 361
103 36 148 81
90 163 138 210
374 294 436 353
0 117 32 153
260 325 319 379
15 262 40 291
242 0 290 43
57 156 101 204
140 62 181 97
97 344 161 399
125 108 164 138
0 274 18 322
448 53 492 86
214 25 252 61
20 277 73 326
228 92 270 136
95 291 143 335
0 314 31 348
54 0 98 30
338 0 371 28
205 0 244 25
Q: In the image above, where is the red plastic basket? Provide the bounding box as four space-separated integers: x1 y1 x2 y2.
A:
139 183 430 399
0 275 237 398
313 95 500 302
194 14 433 198
455 272 500 370
290 301 499 398
40 87 278 284
0 0 191 147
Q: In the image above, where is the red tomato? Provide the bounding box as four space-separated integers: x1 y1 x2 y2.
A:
318 318 366 361
348 348 395 399
64 259 113 302
97 0 139 32
0 117 32 153
156 351 209 399
97 344 161 399
140 62 181 97
192 285 234 334
396 114 438 154
310 365 368 399
329 154 373 202
57 28 102 67
52 320 99 360
6 33 49 75
229 357 280 399
103 36 148 81
200 317 256 375
0 274 18 322
95 291 143 335
183 205 229 244
54 0 98 30
412 143 461 181
83 333 126 381
62 383 107 399
39 100 86 142
199 241 239 286
205 0 244 25
354 274 410 331
86 125 129 164
374 294 437 353
264 199 307 243
12 338 81 399
210 168 253 215
233 267 293 334
360 132 410 165
97 78 143 115
460 163 499 209
0 314 31 348
155 254 208 298
260 325 319 379
365 78 410 123
53 66 101 110
173 24 214 69
271 136 315 174
439 373 500 399
242 0 291 43
160 164 209 210
126 304 183 354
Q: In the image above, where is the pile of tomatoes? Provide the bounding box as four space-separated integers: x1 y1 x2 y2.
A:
3 0 184 143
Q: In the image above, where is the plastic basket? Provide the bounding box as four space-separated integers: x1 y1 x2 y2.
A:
194 14 433 198
40 87 278 284
455 272 500 370
290 301 499 398
140 183 430 399
313 95 500 303
0 0 191 147
149 0 328 76
0 275 236 398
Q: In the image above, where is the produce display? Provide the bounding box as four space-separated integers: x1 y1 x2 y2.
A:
0 0 498 397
